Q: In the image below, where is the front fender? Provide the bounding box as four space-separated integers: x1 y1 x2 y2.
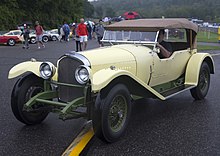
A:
185 53 214 86
91 68 165 100
8 61 58 81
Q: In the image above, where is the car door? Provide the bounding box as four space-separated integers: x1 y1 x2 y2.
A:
149 29 191 86
2 32 13 43
13 31 23 41
150 52 173 86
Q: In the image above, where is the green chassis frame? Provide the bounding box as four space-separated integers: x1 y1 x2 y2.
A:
23 75 185 121
24 80 90 120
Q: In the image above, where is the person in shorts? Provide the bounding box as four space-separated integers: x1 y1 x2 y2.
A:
35 21 45 49
77 18 88 50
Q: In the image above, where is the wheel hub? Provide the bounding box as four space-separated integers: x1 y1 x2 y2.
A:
108 95 127 132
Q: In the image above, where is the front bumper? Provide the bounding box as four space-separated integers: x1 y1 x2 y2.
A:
24 80 91 120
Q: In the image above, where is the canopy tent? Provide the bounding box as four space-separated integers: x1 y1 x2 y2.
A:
123 11 140 20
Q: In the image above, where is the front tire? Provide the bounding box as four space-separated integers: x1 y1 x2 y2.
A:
11 74 49 125
7 39 15 46
190 62 210 100
92 84 131 142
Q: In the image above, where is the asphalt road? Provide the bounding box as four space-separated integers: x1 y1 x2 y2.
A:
0 40 98 156
0 40 220 156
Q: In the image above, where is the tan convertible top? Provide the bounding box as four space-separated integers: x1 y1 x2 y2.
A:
106 18 198 33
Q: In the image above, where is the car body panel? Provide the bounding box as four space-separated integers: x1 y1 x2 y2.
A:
79 45 137 75
91 68 165 100
0 35 20 45
48 29 59 40
3 30 24 41
185 53 215 86
150 49 192 86
80 44 154 85
8 61 58 81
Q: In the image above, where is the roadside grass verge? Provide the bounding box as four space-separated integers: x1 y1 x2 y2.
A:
198 45 220 51
197 31 219 43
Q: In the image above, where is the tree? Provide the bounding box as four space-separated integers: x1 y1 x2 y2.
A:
84 0 95 18
0 0 85 30
105 7 116 17
95 6 104 18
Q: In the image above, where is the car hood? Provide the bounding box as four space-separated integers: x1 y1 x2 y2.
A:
79 45 137 75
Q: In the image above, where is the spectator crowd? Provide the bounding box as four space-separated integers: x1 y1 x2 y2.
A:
18 17 106 51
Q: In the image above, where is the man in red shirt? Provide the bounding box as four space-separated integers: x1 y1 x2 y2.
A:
77 18 88 50
35 21 45 49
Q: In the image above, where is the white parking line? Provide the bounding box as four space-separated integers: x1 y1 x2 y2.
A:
211 53 220 56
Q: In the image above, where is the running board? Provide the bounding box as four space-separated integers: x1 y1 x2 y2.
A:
159 84 195 100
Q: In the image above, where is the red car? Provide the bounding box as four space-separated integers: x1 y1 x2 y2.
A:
0 30 22 46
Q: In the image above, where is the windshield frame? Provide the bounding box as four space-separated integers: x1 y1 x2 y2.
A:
101 30 159 46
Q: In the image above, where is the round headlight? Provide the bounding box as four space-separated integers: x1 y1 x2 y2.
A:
75 65 90 84
39 62 56 79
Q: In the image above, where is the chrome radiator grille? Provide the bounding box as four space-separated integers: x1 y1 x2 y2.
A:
58 56 84 102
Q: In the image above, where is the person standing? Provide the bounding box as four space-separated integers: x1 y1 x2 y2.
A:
35 21 45 49
72 23 82 52
77 18 88 51
63 22 70 42
86 21 92 40
95 19 105 47
58 26 65 42
20 25 30 49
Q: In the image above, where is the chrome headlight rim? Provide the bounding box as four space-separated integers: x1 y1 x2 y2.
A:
75 65 91 85
39 62 56 80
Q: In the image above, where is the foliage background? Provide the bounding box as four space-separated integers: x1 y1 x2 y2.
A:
0 0 94 30
91 0 220 22
1 0 220 30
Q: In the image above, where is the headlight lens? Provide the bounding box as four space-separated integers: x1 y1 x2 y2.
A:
39 62 56 79
75 65 90 84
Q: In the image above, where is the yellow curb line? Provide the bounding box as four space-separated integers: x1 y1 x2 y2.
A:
62 121 94 156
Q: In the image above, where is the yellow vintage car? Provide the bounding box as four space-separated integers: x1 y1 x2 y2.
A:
8 18 214 143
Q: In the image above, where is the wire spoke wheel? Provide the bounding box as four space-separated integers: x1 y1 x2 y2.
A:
198 68 209 92
92 84 131 142
108 95 128 133
190 62 210 100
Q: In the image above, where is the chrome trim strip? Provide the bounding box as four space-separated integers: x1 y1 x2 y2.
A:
65 51 91 67
101 40 156 45
164 85 195 100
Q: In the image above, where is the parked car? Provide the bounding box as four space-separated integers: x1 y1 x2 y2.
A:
29 31 50 44
8 18 214 142
0 30 22 46
47 29 59 41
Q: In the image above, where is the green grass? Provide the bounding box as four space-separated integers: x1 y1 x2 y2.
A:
197 45 220 51
197 31 219 43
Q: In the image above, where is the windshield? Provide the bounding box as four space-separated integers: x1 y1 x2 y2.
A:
102 30 157 44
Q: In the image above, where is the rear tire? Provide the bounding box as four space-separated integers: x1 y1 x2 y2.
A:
30 37 36 44
11 74 49 125
190 62 210 100
92 84 131 142
52 36 58 41
42 36 49 42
